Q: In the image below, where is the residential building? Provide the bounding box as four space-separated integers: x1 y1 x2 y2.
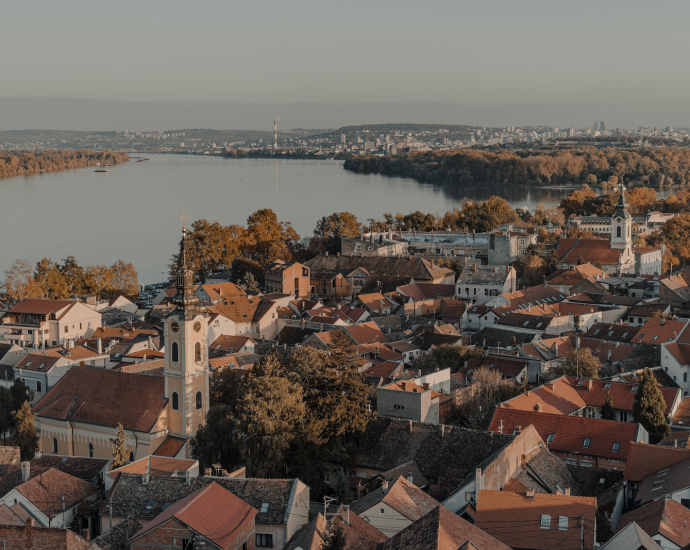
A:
1 299 101 349
264 260 310 298
487 229 538 264
349 476 439 537
356 292 397 315
0 521 92 550
105 455 199 490
456 264 516 304
129 482 257 550
599 521 663 550
102 474 310 550
377 504 511 550
617 497 690 550
376 380 452 424
475 490 598 550
284 509 386 550
0 468 99 529
634 458 690 506
490 408 647 470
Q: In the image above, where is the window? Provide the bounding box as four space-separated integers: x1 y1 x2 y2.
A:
685 373 688 383
171 342 179 362
79 323 82 330
612 442 620 452
255 534 273 548
195 391 202 410
64 326 68 333
558 516 568 530
599 478 606 484
145 500 155 511
604 383 611 389
580 461 592 467
195 342 202 363
36 381 42 393
682 499 690 509
52 438 58 453
540 514 551 529
547 433 555 444
171 392 180 410
583 438 591 448
465 491 474 502
617 226 621 238
259 502 270 514
621 411 628 422
380 508 385 516
88 443 94 458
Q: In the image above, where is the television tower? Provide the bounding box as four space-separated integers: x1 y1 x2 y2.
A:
274 117 280 152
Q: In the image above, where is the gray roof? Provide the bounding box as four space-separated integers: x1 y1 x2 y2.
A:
636 458 690 505
470 328 538 348
104 473 297 525
515 448 583 496
354 417 513 484
305 255 453 282
600 521 662 550
457 265 511 285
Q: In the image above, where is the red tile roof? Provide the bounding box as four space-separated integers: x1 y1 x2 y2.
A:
636 318 688 344
350 476 438 521
625 442 690 482
130 482 257 549
8 299 75 316
617 497 690 548
556 238 623 265
344 321 387 345
107 456 196 481
15 468 98 518
152 436 188 458
33 366 166 433
475 490 597 550
499 377 585 416
489 409 640 460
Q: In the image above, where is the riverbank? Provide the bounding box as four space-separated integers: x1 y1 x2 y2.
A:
0 150 129 180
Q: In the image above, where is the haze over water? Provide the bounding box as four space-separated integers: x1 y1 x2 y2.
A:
1 154 578 283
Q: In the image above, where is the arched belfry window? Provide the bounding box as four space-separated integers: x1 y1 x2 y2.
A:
617 226 621 238
196 391 202 410
195 342 202 363
171 342 179 362
172 392 179 410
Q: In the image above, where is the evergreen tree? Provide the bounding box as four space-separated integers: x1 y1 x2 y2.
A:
110 422 133 468
0 388 13 444
10 379 29 413
633 369 671 443
322 518 348 550
601 394 616 420
12 401 38 461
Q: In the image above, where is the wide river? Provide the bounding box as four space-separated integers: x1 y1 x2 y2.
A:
1 154 585 283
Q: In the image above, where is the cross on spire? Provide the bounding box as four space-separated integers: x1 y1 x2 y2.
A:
179 211 188 232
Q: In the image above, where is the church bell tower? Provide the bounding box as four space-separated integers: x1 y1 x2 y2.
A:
163 213 210 448
610 183 633 251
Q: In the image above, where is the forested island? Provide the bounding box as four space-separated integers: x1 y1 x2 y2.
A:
344 147 690 187
0 150 129 179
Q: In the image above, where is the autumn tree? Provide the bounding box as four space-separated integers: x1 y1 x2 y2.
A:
520 254 547 287
661 213 690 266
34 258 70 299
632 368 671 443
3 259 42 304
12 402 38 461
310 212 362 255
245 209 300 266
410 344 483 375
560 186 597 218
241 271 260 293
236 355 305 477
600 394 616 420
549 348 601 379
108 260 139 297
322 519 348 550
627 187 657 213
111 423 133 468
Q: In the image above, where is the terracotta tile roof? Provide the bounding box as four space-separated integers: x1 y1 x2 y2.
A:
566 377 679 417
305 255 453 282
130 482 257 549
115 360 165 377
358 292 397 311
475 490 597 550
210 296 260 323
33 366 166 433
284 513 326 550
92 327 158 339
499 376 585 416
363 361 405 380
124 349 165 359
197 282 245 302
0 504 25 527
350 476 439 521
625 442 690 482
636 318 688 344
378 504 511 550
490 408 640 460
547 264 607 286
107 456 196 482
659 431 690 448
8 299 75 316
355 343 403 362
628 304 671 318
339 510 388 550
152 436 188 458
15 468 98 518
14 354 62 372
492 286 568 316
210 335 256 353
556 238 623 265
674 398 690 426
617 497 690 548
343 321 387 345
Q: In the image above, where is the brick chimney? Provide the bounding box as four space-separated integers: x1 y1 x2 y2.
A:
381 479 389 493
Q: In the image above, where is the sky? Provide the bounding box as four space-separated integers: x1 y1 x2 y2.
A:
2 0 690 130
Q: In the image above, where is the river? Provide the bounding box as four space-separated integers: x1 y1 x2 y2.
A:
0 154 602 283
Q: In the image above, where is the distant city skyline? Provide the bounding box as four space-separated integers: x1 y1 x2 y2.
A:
2 1 690 130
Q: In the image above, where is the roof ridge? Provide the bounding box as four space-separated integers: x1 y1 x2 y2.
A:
479 489 596 502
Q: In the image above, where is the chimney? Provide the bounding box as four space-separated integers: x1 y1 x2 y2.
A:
407 473 414 483
142 473 150 485
423 383 430 390
565 487 571 496
472 264 477 272
521 454 526 469
204 467 212 476
185 469 192 485
576 337 580 350
661 317 666 326
506 265 510 273
21 461 30 482
554 342 558 356
408 419 413 432
440 424 445 438
586 379 592 391
526 489 535 500
325 251 329 257
97 338 102 355
381 479 389 493
607 350 612 362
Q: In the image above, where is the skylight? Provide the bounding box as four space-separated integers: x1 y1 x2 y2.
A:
612 442 620 452
39 363 46 370
145 500 155 511
631 386 638 392
583 438 591 448
547 433 555 443
604 383 611 389
260 502 270 514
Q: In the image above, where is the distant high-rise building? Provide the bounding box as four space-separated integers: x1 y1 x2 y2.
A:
601 120 607 131
592 121 598 131
341 134 346 144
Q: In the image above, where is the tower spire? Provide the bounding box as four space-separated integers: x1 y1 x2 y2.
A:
172 212 199 309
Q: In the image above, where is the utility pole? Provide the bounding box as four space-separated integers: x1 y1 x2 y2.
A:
579 515 585 550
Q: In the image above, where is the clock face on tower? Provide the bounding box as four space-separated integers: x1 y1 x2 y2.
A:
193 321 202 333
170 321 180 333
617 218 622 223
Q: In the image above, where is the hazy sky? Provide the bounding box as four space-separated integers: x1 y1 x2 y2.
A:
2 0 690 129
